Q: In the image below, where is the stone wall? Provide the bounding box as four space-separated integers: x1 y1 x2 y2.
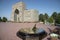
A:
11 2 39 22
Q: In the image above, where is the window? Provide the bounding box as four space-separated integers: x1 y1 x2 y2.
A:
15 9 19 14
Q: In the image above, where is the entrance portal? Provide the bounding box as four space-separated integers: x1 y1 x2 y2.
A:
14 9 19 22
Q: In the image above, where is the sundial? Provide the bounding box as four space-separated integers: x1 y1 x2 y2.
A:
16 24 47 40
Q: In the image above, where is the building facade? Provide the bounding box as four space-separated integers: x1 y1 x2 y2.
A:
11 2 39 22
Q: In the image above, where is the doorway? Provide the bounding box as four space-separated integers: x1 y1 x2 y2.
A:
14 9 19 22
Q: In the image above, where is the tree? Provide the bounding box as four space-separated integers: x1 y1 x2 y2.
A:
44 13 49 20
2 17 7 22
0 17 2 22
51 12 57 20
55 13 60 24
39 14 44 22
47 17 54 23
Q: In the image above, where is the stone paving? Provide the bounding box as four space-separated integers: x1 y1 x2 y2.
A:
0 22 57 40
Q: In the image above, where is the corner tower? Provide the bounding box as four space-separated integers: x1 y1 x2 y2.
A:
11 2 26 22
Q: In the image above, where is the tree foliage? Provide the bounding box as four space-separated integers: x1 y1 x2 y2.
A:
47 17 54 23
2 17 7 22
0 17 2 22
55 13 60 24
51 12 57 20
39 14 44 22
44 13 49 20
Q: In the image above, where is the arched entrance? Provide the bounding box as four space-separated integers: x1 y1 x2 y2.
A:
14 9 19 22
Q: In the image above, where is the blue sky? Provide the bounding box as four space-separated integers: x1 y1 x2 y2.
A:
0 0 60 20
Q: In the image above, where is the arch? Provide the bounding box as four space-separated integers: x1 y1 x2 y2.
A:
14 9 19 22
15 9 19 14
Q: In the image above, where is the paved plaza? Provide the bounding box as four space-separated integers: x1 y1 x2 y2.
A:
0 22 57 40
